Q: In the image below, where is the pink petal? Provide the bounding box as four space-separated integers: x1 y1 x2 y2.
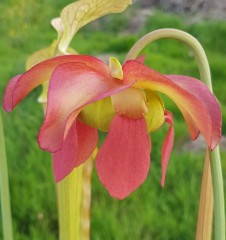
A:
53 120 98 182
96 115 151 199
38 62 132 152
161 111 174 187
52 120 78 182
76 120 98 166
178 105 200 141
122 60 218 150
3 75 22 112
3 55 110 112
165 75 221 149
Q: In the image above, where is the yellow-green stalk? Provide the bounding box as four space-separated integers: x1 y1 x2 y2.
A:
80 149 98 240
56 149 97 240
57 165 84 239
196 150 213 240
40 92 96 240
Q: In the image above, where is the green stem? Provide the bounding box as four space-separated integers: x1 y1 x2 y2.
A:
211 147 225 239
41 104 84 240
0 112 14 240
125 28 225 239
56 149 97 240
41 102 94 240
57 165 83 240
125 29 212 89
196 150 213 240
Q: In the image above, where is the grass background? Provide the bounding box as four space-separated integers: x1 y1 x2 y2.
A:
0 1 226 239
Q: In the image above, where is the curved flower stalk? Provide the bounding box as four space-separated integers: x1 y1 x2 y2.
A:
3 53 221 200
125 28 225 240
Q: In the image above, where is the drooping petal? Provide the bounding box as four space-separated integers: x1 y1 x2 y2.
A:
59 0 132 52
38 62 132 152
3 55 110 112
3 75 22 112
53 120 98 182
165 75 221 149
122 60 216 150
53 120 78 182
76 120 98 166
177 104 200 140
161 111 174 187
96 115 151 199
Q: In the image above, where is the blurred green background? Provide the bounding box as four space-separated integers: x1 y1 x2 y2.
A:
0 0 226 239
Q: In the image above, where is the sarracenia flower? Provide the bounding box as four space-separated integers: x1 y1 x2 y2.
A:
3 55 221 199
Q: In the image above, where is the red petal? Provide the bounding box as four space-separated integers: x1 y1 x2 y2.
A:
53 120 98 182
76 120 98 166
3 75 22 112
53 120 78 182
38 62 132 152
96 115 151 199
3 55 110 112
161 111 174 187
178 105 200 140
165 75 221 149
122 61 218 150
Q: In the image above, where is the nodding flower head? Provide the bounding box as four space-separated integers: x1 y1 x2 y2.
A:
3 54 221 199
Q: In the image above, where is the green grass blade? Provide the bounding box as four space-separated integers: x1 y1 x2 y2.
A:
0 112 14 240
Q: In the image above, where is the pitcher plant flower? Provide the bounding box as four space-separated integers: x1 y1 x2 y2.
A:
3 54 221 199
17 1 133 238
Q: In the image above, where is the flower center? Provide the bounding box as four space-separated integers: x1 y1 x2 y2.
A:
109 57 148 119
111 88 149 118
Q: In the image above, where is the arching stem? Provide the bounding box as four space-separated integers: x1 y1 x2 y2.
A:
125 28 225 240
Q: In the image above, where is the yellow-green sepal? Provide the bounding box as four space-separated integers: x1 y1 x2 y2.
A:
145 90 165 132
78 97 115 132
